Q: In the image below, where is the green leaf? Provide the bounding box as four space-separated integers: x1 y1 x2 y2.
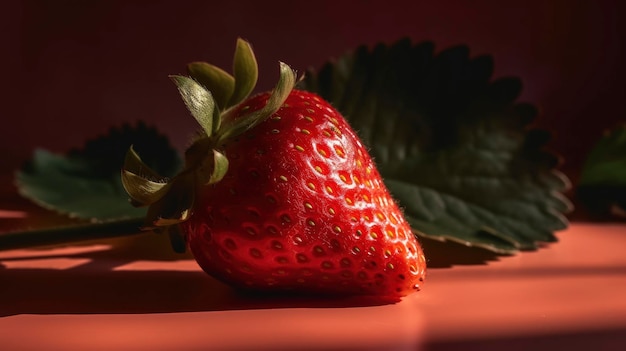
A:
121 170 169 207
228 38 258 107
577 124 626 218
301 38 572 253
187 61 236 111
16 122 182 221
217 62 296 143
207 149 229 184
121 146 170 207
170 75 218 137
123 145 163 180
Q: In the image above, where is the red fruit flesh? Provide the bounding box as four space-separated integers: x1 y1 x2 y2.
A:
183 90 426 297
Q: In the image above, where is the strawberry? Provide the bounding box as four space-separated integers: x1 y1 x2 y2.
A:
122 39 426 297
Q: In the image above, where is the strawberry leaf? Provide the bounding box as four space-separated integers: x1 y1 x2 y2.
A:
301 38 572 254
170 75 219 137
16 122 182 221
207 149 229 185
121 169 169 206
121 146 171 207
577 123 626 218
187 62 235 111
217 62 296 144
229 38 258 107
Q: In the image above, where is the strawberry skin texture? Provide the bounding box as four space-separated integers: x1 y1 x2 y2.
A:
183 90 426 297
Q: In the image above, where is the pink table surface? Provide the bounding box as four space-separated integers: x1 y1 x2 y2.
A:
1 201 625 350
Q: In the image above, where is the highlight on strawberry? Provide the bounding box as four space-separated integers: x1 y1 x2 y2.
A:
121 39 427 298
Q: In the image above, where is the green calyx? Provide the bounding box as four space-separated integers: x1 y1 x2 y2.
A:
121 38 297 233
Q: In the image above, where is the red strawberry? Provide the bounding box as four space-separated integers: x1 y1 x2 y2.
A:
122 39 426 297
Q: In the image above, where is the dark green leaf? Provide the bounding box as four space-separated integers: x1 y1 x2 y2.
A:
577 124 626 218
301 38 572 253
16 122 182 221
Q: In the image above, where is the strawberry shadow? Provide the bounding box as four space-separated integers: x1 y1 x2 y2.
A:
0 265 399 317
0 213 503 317
0 235 399 317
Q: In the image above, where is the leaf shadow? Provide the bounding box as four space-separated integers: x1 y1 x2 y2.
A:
419 237 503 268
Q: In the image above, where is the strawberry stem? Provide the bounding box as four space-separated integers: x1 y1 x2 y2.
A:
0 218 145 252
122 42 297 230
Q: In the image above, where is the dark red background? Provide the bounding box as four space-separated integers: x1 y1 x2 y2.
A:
2 0 625 181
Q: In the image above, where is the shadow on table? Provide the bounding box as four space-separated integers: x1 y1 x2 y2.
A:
0 234 402 317
0 266 401 317
0 205 508 317
426 327 626 351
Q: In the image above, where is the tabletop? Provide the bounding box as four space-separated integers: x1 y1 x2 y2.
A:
1 189 625 351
